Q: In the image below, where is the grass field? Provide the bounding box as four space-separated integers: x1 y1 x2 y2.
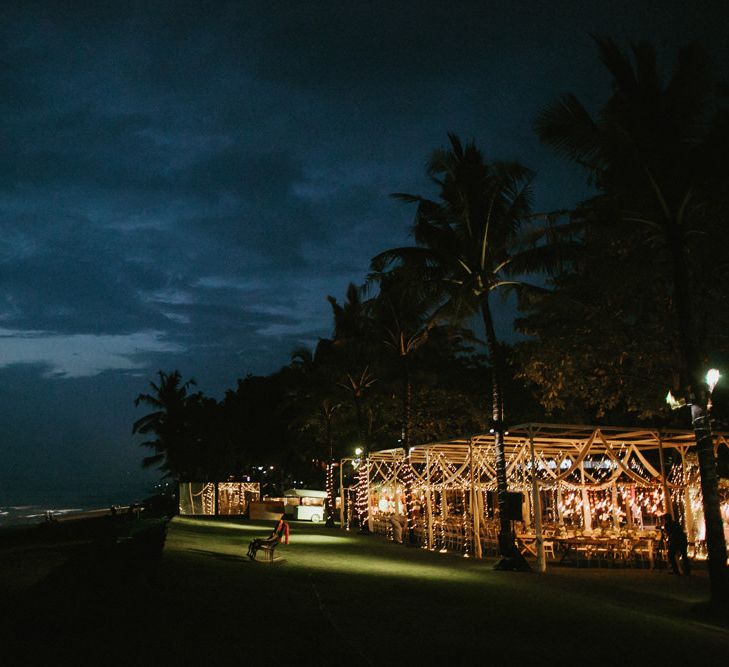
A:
3 516 728 665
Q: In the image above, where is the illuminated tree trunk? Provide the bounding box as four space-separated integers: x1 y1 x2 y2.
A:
690 400 728 602
481 299 530 571
352 394 370 533
401 354 416 544
325 412 335 527
668 227 728 604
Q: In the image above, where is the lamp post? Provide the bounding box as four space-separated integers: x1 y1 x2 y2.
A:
667 369 728 603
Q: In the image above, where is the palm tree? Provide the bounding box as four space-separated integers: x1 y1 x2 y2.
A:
319 399 341 527
367 267 440 542
374 134 550 569
327 283 379 532
536 37 729 601
133 370 200 478
288 346 342 526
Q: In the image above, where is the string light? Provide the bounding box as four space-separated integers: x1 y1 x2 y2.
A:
364 433 728 560
355 458 369 530
325 462 334 523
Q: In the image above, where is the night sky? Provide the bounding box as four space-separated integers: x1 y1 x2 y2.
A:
1 1 726 505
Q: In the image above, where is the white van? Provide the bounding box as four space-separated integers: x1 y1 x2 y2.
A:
283 489 327 522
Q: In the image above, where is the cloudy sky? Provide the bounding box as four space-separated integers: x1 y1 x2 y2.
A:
1 1 726 505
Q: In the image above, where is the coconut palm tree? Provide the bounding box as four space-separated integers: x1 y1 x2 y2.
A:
374 134 555 569
367 268 441 542
536 37 729 601
133 370 201 477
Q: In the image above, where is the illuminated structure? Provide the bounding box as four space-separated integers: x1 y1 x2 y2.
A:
348 424 729 561
179 482 261 516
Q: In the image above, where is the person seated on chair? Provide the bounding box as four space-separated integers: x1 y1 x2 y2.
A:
248 515 289 560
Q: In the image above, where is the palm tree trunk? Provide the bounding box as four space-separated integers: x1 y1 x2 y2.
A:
691 402 729 601
668 225 728 604
402 355 416 544
481 297 530 571
325 414 335 527
352 392 370 533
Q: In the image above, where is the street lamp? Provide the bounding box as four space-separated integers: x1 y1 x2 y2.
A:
666 368 728 601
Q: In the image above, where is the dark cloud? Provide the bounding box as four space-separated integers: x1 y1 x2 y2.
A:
0 1 726 504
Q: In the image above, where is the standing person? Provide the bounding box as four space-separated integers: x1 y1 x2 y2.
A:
662 514 691 575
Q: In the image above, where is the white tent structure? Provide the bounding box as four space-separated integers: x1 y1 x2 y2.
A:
345 424 729 564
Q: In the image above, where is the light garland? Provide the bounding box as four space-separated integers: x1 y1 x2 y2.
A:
403 454 416 540
461 486 470 557
364 438 723 555
325 461 334 523
355 458 369 530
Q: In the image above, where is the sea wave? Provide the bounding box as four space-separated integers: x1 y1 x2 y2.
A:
0 481 173 527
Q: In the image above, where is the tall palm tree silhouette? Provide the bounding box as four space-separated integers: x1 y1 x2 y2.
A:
536 37 729 601
133 370 200 477
374 134 549 569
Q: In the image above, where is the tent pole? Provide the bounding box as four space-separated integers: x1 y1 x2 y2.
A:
529 429 545 572
470 440 482 559
681 450 695 542
657 432 673 517
426 449 434 549
611 483 620 530
339 460 345 529
580 463 592 533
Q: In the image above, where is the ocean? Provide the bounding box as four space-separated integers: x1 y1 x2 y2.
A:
0 479 173 527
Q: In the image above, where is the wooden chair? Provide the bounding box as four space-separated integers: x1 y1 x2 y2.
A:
632 539 655 569
248 521 288 563
542 539 557 560
574 541 594 567
444 523 464 551
480 524 500 556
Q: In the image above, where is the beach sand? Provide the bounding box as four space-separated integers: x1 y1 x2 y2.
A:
0 513 113 595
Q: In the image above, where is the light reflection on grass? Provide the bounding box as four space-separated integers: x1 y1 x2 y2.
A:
169 517 484 584
285 552 478 583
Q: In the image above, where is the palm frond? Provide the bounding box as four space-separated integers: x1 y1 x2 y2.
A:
142 453 166 468
592 35 638 95
631 40 660 94
370 246 437 273
535 94 603 166
665 41 712 136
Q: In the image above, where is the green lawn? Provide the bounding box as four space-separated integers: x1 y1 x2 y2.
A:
5 517 728 665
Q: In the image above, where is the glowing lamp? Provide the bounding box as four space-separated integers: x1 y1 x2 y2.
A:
706 369 720 393
665 390 685 410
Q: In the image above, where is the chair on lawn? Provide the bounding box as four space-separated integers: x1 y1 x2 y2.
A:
248 518 289 563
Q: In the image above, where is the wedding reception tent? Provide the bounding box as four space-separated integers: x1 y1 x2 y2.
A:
342 424 729 565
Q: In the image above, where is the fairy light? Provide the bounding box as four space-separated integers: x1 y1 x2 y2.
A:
355 457 369 530
461 486 470 557
360 432 727 561
325 461 334 523
200 482 214 515
403 452 416 540
438 486 447 552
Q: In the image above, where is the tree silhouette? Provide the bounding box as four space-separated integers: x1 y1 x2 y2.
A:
536 37 729 601
374 134 555 569
133 370 201 478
